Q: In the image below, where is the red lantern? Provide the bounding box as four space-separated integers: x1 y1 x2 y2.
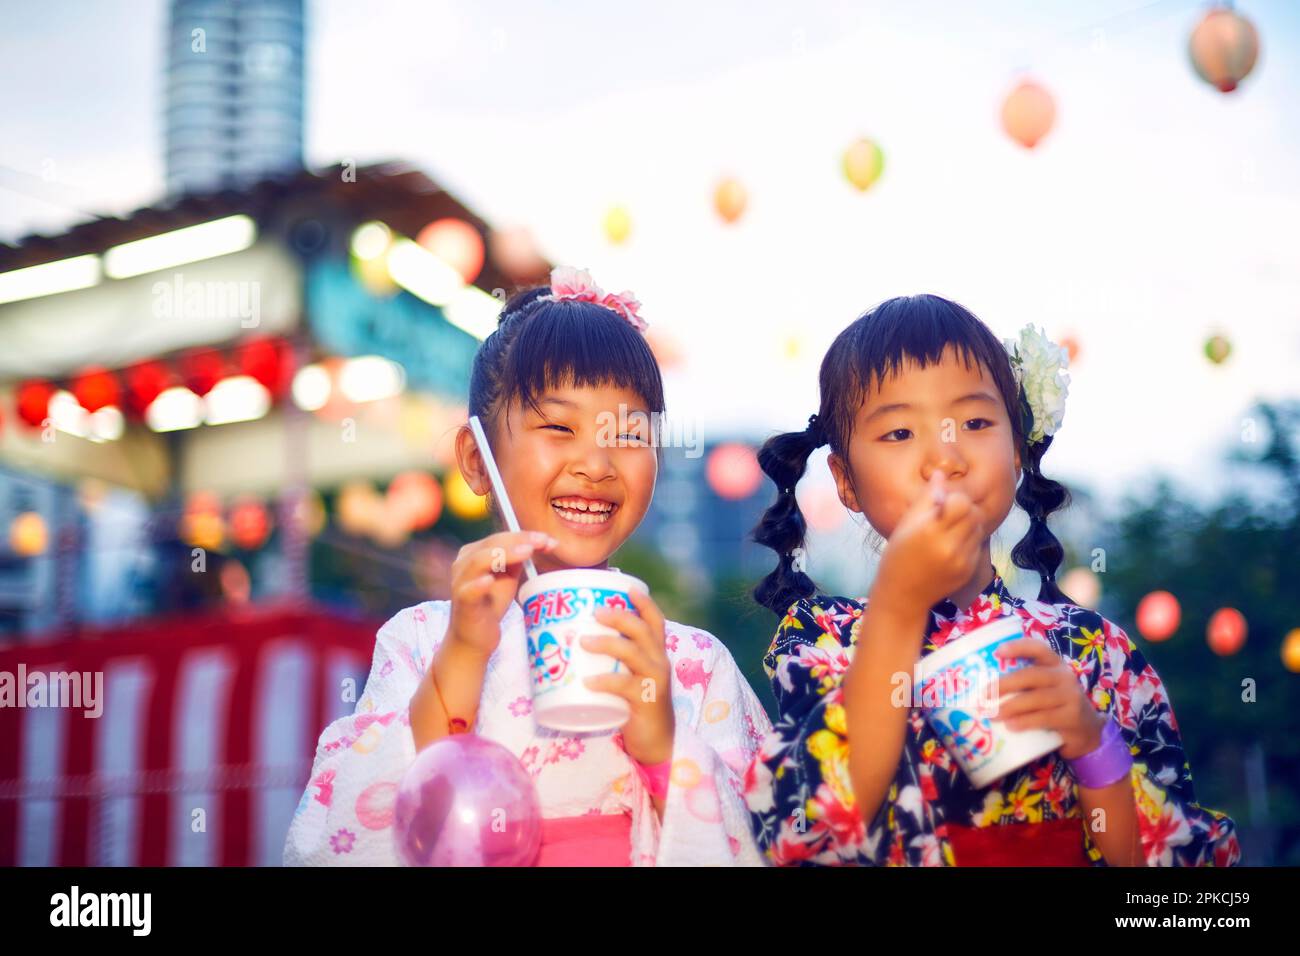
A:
416 219 485 284
179 348 226 397
1189 7 1260 93
229 496 272 550
124 361 173 417
1001 79 1056 149
72 366 120 413
1207 607 1247 656
706 444 763 501
16 381 56 428
386 471 443 531
238 337 292 398
1136 590 1180 642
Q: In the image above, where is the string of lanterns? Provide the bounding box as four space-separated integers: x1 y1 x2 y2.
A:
11 336 294 434
600 4 1260 237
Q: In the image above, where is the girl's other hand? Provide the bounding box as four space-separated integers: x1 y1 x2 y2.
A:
993 638 1107 760
582 589 675 766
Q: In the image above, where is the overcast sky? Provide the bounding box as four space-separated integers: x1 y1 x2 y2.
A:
2 0 1298 513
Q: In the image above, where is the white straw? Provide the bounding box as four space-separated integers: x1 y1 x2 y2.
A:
468 415 538 580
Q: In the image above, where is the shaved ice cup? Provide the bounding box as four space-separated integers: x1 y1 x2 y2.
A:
518 569 648 733
915 614 1064 789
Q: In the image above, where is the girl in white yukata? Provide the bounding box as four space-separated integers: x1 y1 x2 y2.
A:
284 266 771 867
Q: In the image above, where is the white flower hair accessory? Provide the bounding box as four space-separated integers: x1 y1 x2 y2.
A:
1003 324 1070 444
539 265 648 333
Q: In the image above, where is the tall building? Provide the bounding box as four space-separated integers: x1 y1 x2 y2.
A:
164 0 305 197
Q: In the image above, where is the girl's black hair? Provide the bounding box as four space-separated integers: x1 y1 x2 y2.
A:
751 293 1072 615
468 287 665 430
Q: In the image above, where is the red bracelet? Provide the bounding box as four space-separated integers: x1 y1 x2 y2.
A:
635 757 673 800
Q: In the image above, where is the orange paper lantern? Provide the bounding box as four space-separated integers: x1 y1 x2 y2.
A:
706 444 762 501
1207 607 1247 656
1189 7 1260 93
1001 79 1056 149
416 218 485 284
713 177 748 224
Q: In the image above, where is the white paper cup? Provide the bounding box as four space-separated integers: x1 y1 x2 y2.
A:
518 569 648 733
915 614 1064 789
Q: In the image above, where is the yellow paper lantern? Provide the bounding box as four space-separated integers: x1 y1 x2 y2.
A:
1001 79 1056 149
603 205 633 245
1189 7 1260 93
445 468 490 520
1282 629 1300 673
842 138 885 192
713 177 748 224
10 512 48 557
180 491 224 551
337 480 384 536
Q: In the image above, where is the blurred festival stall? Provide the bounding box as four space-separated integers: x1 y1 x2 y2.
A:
0 160 551 863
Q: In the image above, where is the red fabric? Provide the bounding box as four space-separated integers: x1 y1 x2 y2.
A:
946 817 1091 867
536 813 632 867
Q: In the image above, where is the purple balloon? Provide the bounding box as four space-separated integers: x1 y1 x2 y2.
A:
393 734 541 866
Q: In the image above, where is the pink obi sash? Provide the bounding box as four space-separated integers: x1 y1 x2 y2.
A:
536 813 633 867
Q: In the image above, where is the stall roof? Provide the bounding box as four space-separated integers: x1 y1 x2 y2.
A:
0 161 525 295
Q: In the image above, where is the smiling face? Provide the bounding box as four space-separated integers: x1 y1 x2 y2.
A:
828 346 1021 543
457 380 658 572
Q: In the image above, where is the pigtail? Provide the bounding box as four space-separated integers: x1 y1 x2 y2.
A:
752 419 826 615
1011 434 1073 604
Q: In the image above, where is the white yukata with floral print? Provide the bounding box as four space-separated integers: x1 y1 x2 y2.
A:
284 600 772 866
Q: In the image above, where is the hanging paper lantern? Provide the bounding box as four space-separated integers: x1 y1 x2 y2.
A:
416 218 485 284
123 361 173 418
842 138 885 191
800 485 847 532
179 348 227 397
220 559 252 605
337 480 384 536
1059 334 1081 365
713 177 748 224
71 366 120 413
238 337 292 398
706 444 763 501
229 495 273 550
16 381 56 429
1204 334 1232 365
1283 629 1300 673
386 471 443 531
180 491 225 551
1189 7 1260 93
9 512 48 557
288 488 327 537
1001 79 1056 149
445 468 489 520
1207 607 1247 655
489 226 548 283
370 505 413 549
1136 590 1180 641
350 221 392 261
603 205 632 245
353 253 399 297
1060 567 1102 609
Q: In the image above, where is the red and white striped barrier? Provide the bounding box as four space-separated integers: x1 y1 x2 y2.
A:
0 604 380 866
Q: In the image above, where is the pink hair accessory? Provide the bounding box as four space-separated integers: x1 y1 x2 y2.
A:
542 265 648 333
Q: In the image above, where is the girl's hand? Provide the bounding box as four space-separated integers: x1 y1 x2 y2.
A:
993 638 1107 761
874 472 987 616
447 530 557 658
582 589 675 767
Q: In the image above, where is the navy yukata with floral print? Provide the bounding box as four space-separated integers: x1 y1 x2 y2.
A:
742 573 1242 867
